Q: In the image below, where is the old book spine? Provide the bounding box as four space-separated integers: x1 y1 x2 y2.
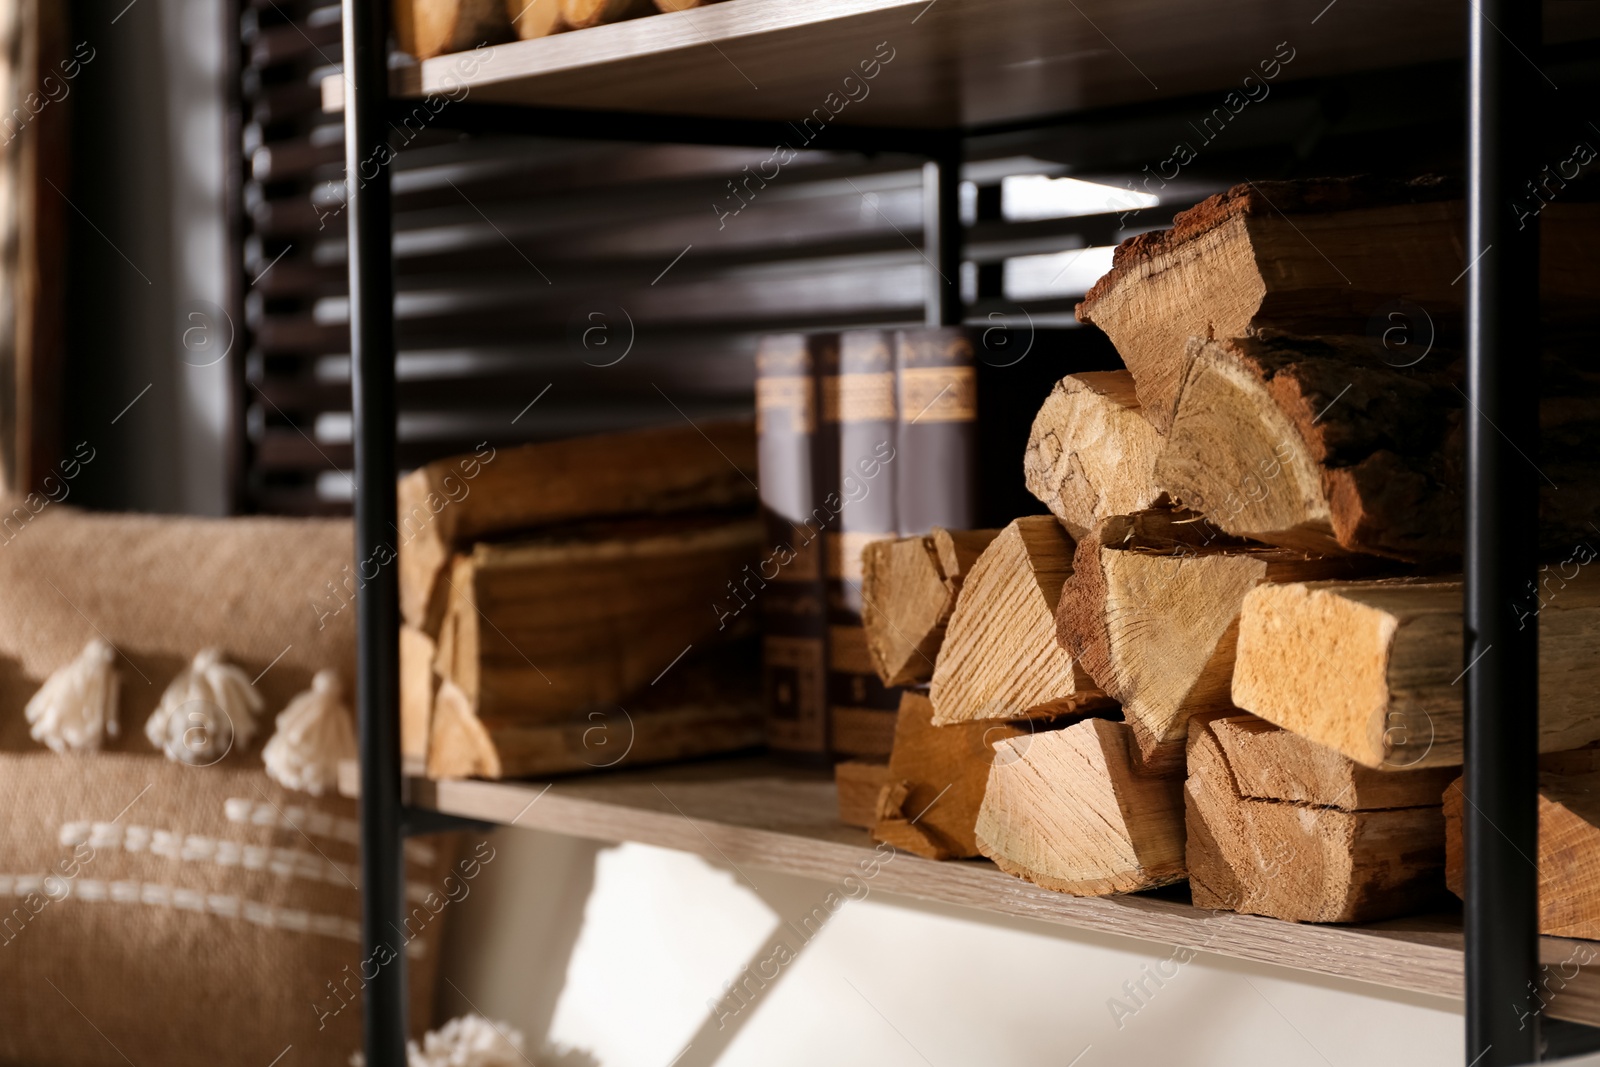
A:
826 329 902 757
756 333 833 757
895 327 977 536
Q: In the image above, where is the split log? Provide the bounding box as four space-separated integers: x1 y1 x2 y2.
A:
929 516 1112 725
933 526 996 585
400 625 438 767
428 637 760 779
427 667 762 779
1076 176 1600 434
1023 371 1162 538
1444 770 1600 939
835 760 889 829
507 0 566 38
1211 714 1456 809
398 420 756 636
974 718 1185 895
1159 332 1600 559
559 0 651 28
1186 715 1447 923
860 526 999 686
1232 572 1600 769
1154 332 1466 559
393 0 513 59
1056 515 1383 774
870 692 1024 860
435 518 759 724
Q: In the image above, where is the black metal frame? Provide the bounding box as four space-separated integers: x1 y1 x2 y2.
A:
341 1 1569 1061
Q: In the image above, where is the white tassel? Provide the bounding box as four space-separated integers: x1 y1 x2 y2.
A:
25 638 120 753
262 670 356 795
349 1014 529 1067
145 648 263 765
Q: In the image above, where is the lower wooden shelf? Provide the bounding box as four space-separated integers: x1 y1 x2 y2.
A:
342 754 1600 1026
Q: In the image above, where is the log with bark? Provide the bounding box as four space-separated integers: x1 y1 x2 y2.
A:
1076 176 1600 434
870 691 1024 860
393 0 514 59
928 516 1112 724
1156 333 1600 559
974 717 1185 895
1056 509 1385 774
859 526 999 687
1186 714 1448 923
1232 571 1600 769
1023 370 1163 538
1154 332 1465 559
1443 769 1600 940
398 420 756 636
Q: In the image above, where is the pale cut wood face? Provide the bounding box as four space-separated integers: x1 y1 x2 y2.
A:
1024 370 1161 539
928 517 1108 725
975 718 1184 897
1234 573 1600 770
1187 715 1445 924
1158 345 1331 548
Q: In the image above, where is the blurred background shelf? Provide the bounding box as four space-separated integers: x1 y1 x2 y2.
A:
323 0 1598 128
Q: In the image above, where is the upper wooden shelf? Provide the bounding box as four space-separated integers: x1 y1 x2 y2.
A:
342 754 1600 1025
324 0 1598 129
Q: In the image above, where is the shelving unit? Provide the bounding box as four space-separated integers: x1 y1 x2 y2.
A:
338 754 1600 1027
334 0 1600 1062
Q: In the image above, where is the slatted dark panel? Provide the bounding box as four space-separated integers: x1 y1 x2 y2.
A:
234 4 1493 514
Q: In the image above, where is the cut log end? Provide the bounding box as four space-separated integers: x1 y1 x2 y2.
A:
930 517 1107 725
1023 370 1162 539
974 718 1185 896
1186 714 1447 924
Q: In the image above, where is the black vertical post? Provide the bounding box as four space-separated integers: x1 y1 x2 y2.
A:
341 0 408 1062
922 137 963 327
1464 0 1542 1063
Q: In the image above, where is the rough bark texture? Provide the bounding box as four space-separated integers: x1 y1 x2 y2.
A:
1077 175 1598 433
1155 333 1465 559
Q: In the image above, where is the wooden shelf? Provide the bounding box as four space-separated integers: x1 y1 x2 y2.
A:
326 0 1597 129
343 754 1600 1025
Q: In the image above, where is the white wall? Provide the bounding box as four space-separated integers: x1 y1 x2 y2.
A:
438 828 1465 1067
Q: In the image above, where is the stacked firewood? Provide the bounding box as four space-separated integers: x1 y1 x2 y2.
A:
398 421 764 779
843 176 1600 929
